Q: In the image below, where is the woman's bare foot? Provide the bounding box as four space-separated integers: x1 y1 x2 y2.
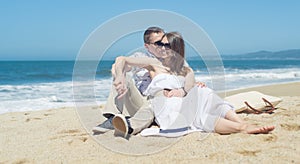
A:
242 124 275 134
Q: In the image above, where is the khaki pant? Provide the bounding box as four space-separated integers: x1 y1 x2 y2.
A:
102 75 154 135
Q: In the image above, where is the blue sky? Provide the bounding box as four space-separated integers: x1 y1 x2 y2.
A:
0 1 299 60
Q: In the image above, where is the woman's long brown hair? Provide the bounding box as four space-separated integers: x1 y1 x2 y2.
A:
163 32 189 76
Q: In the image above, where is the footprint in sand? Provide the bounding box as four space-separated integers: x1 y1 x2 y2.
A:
59 129 81 134
51 129 88 143
236 149 261 156
262 134 278 142
14 158 31 164
280 123 300 131
10 116 17 121
79 137 88 142
43 113 53 116
25 117 42 122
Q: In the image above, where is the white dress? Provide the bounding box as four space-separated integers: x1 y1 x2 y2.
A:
143 74 234 135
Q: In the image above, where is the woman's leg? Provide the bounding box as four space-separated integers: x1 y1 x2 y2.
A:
224 110 244 124
214 118 244 134
214 118 275 134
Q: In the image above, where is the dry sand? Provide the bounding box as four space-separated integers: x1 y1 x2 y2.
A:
0 82 299 163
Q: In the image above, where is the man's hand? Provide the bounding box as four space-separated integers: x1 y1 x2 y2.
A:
113 75 128 99
195 81 206 88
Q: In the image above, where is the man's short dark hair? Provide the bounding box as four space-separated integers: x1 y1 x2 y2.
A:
143 27 164 44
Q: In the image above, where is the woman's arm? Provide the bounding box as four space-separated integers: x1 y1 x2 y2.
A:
164 67 196 97
184 68 196 92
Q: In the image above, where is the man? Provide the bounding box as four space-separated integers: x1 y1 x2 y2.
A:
92 27 165 135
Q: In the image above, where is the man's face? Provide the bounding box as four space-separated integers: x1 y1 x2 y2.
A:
157 36 172 59
145 32 164 58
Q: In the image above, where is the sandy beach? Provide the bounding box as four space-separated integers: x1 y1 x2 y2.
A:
1 82 299 163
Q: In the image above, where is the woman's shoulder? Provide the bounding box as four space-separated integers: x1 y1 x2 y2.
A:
153 73 185 80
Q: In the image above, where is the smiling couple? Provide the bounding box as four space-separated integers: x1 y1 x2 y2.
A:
92 26 275 138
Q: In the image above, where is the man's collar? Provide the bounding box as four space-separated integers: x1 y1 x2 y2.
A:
146 51 156 58
146 51 164 62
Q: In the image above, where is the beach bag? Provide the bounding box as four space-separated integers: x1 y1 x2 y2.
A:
224 91 282 114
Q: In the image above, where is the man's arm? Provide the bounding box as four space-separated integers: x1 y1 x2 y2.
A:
113 56 160 98
111 63 131 79
112 57 130 99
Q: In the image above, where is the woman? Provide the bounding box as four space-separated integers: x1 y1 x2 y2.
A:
114 32 274 136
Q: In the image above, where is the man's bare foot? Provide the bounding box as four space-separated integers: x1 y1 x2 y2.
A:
243 124 275 134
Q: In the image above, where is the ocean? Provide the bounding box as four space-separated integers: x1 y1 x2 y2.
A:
1 57 300 114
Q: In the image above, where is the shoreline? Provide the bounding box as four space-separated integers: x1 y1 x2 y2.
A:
226 80 300 93
1 81 300 116
225 81 300 97
0 81 299 163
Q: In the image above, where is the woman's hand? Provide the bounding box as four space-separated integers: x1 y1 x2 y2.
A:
163 88 186 97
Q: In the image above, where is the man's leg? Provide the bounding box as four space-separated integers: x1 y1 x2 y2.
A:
112 74 155 136
102 85 122 117
102 75 143 117
121 75 144 116
112 99 155 136
93 75 144 133
129 101 154 135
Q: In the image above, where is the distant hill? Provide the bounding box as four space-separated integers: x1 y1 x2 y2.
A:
187 49 300 60
226 49 300 60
